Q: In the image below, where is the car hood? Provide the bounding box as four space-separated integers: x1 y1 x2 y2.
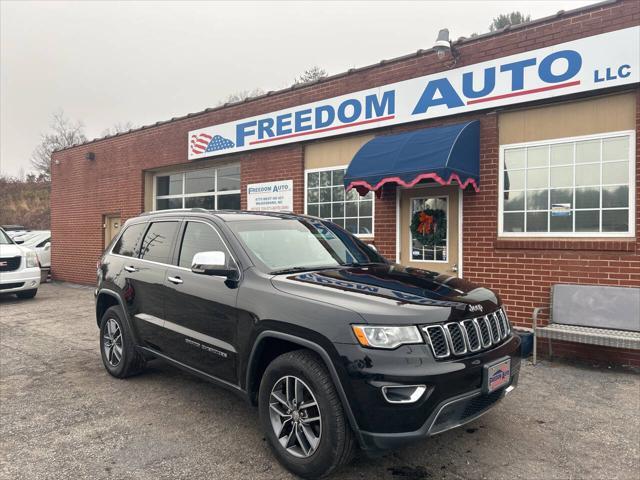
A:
0 243 27 258
271 264 500 325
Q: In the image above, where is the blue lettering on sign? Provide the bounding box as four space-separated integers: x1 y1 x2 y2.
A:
462 67 496 98
315 105 335 128
365 91 395 118
276 113 292 136
412 78 465 114
294 109 313 132
538 50 581 83
500 58 537 90
236 120 257 147
337 99 362 123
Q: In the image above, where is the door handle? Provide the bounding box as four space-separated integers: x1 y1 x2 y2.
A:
124 265 138 273
167 276 183 285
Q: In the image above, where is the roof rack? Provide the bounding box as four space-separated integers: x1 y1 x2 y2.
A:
139 208 211 216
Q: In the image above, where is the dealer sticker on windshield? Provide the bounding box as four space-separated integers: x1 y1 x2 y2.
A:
484 357 511 394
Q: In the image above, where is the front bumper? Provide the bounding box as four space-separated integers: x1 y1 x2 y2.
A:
0 268 41 293
333 334 521 451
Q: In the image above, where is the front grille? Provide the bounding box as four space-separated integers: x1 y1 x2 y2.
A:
0 282 24 290
424 325 450 358
0 256 21 272
430 390 504 435
423 308 511 360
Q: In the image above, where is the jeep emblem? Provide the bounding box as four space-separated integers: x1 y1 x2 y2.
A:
468 304 483 313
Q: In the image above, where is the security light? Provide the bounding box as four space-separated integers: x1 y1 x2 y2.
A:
433 28 460 64
433 29 451 59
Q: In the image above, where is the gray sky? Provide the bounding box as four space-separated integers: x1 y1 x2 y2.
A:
0 0 596 177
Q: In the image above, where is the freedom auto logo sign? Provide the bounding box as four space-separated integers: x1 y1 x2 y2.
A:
188 26 639 160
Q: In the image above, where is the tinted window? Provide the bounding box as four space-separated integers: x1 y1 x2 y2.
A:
178 222 229 268
112 223 146 257
139 221 179 264
36 238 51 248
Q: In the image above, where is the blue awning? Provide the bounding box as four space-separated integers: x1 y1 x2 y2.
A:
344 120 480 195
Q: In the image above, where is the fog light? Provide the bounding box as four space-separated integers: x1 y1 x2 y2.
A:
30 281 37 286
381 385 427 404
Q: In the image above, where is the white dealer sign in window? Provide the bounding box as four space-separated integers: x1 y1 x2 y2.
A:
247 180 294 212
188 27 639 160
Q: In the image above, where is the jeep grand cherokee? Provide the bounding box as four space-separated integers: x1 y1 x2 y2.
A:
95 209 521 479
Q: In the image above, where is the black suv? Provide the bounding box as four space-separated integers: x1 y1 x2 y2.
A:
96 209 521 478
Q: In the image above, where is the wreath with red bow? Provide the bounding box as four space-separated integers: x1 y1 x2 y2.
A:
410 208 447 247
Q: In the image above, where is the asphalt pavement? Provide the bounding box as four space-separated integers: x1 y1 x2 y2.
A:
1 283 638 480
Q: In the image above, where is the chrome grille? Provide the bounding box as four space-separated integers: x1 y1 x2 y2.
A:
462 320 481 351
424 325 450 358
445 323 467 355
478 318 492 348
0 256 21 272
423 308 512 360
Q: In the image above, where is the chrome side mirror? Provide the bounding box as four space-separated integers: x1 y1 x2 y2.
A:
44 242 51 251
191 251 233 277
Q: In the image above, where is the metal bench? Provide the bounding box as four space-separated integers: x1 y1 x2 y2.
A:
532 284 640 365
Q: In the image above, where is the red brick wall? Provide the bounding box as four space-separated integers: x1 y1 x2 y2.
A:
240 144 304 212
52 0 640 344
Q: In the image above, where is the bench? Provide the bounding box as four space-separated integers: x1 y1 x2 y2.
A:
532 284 640 365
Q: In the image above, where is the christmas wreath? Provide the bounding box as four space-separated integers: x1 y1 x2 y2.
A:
410 208 446 247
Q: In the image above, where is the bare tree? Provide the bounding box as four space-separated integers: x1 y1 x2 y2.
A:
101 121 136 137
489 12 531 32
31 111 87 180
216 88 265 106
295 66 328 85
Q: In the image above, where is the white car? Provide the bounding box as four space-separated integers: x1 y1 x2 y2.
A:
14 230 51 269
0 227 41 299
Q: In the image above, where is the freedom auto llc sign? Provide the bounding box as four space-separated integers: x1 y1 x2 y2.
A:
189 26 639 160
247 180 293 212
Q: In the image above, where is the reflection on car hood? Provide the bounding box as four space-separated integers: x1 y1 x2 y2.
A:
271 264 500 325
0 244 27 258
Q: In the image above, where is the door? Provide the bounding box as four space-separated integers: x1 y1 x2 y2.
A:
127 220 181 352
163 220 240 384
104 215 121 248
399 186 460 276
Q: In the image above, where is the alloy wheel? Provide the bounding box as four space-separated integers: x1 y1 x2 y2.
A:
103 318 123 367
269 375 322 458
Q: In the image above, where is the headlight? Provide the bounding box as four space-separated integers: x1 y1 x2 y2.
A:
25 250 39 268
351 325 423 349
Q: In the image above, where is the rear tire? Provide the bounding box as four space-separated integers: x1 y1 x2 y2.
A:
16 289 37 299
258 350 355 479
99 306 145 378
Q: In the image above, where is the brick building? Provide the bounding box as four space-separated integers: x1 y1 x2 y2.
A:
52 0 640 364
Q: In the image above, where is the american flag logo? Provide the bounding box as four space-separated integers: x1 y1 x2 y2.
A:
190 133 236 155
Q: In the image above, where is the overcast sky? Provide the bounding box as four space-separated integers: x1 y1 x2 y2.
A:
0 0 596 177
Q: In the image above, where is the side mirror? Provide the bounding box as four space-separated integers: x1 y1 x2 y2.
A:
191 251 236 278
44 242 51 251
368 244 378 252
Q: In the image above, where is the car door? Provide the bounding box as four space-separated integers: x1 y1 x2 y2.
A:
126 219 181 353
163 219 240 384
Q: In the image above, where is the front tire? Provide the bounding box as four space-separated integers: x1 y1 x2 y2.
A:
99 306 145 378
258 350 355 479
16 289 37 299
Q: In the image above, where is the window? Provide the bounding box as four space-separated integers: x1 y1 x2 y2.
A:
305 167 374 236
410 197 448 262
139 221 179 264
155 164 240 211
178 222 230 269
227 218 385 273
112 223 147 257
500 132 635 236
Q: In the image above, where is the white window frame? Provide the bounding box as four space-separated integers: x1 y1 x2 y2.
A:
408 194 450 264
153 164 241 211
304 164 375 238
498 130 636 238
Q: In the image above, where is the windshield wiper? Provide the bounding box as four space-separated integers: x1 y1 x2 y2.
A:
269 266 338 275
343 262 383 267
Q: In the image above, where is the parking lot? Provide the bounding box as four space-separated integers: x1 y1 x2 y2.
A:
0 282 638 480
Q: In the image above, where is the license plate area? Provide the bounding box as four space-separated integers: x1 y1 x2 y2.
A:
483 357 511 394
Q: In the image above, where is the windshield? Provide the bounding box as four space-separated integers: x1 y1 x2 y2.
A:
227 218 386 274
0 229 13 245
